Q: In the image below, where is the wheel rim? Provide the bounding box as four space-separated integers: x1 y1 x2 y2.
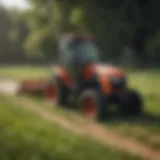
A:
82 97 97 118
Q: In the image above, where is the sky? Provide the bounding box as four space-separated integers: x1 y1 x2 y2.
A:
0 0 30 9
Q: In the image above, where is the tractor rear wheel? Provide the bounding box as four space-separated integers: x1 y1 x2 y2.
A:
56 82 70 106
118 89 143 116
46 77 69 107
79 89 108 121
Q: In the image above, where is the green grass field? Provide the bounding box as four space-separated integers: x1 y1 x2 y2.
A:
0 66 159 152
0 95 141 160
128 71 160 115
0 66 50 80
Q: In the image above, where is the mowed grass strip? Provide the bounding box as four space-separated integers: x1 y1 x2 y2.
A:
0 95 141 160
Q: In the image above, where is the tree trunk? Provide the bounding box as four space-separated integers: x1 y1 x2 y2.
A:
60 8 72 32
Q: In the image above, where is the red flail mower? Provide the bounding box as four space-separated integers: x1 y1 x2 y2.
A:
18 78 47 96
18 33 143 121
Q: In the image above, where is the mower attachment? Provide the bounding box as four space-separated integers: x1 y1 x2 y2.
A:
18 78 48 96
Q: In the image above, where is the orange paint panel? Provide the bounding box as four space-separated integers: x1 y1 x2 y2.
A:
53 65 73 87
61 70 73 87
99 76 112 93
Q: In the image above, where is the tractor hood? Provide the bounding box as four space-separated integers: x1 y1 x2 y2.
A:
83 63 126 80
95 63 125 77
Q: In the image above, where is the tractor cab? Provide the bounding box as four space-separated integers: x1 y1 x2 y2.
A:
70 35 100 65
58 33 100 82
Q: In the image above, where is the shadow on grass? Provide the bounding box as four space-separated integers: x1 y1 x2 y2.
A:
104 112 160 126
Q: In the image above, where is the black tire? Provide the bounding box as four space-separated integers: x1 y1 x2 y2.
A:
79 89 108 121
47 76 69 107
118 89 143 116
56 81 70 106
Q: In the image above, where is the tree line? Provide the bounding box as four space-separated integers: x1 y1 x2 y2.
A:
0 0 159 68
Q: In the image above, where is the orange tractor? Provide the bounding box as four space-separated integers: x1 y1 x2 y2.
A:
18 33 143 120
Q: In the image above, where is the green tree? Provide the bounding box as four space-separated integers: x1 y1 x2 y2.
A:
24 0 160 67
9 9 29 63
0 6 13 63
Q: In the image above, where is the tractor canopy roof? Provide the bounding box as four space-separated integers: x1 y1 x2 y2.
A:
58 33 100 65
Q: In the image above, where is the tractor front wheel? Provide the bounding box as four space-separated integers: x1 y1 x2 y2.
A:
46 77 69 107
79 89 108 121
118 89 143 116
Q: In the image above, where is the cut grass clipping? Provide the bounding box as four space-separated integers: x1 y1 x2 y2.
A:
0 95 141 160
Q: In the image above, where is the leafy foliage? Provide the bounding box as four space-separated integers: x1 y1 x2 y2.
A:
0 0 160 66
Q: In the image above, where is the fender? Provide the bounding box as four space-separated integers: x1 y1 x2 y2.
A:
52 65 73 88
82 64 126 94
82 67 112 93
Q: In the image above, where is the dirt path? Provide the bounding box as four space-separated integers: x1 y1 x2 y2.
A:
11 96 160 160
